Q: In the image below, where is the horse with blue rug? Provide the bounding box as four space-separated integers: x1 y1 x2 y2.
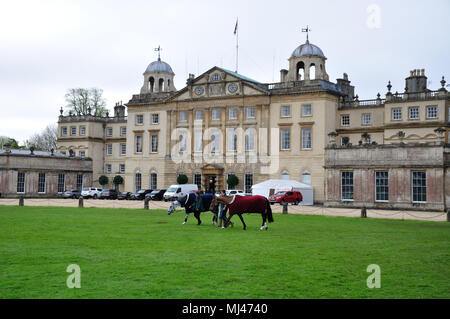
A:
167 192 218 225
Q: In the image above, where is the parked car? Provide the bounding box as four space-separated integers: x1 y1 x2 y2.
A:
81 187 103 199
63 189 81 199
226 190 245 196
100 189 118 200
130 189 153 200
117 192 132 200
163 184 198 201
145 189 166 201
269 191 303 205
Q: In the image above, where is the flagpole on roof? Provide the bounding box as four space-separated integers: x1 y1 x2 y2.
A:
235 18 239 73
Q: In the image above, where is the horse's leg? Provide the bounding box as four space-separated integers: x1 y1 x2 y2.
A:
260 211 268 231
194 211 202 225
238 213 246 230
183 213 189 225
212 209 217 225
223 215 232 229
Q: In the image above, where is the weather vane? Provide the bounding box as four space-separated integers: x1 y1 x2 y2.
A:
155 45 162 61
302 25 311 42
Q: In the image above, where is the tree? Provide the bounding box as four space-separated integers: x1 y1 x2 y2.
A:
0 136 22 149
24 124 58 151
177 174 188 184
227 174 239 190
64 88 107 116
99 175 109 188
113 175 124 191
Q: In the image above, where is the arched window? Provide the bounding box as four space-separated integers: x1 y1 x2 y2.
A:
245 128 255 151
179 134 186 152
150 173 157 190
135 173 142 193
227 129 237 152
310 64 316 80
296 61 305 81
167 79 171 89
281 172 290 180
301 172 311 185
159 78 164 92
211 129 220 153
149 77 155 92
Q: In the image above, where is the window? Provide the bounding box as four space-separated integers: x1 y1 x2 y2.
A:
79 151 86 158
71 127 76 135
135 173 142 193
246 106 255 119
121 127 127 136
212 109 220 120
362 114 372 126
107 144 112 155
135 135 142 153
107 127 113 136
136 114 144 125
211 73 221 81
409 107 419 120
179 111 187 122
341 171 354 200
195 110 204 121
38 173 46 193
194 130 202 153
152 113 159 124
281 105 291 118
76 174 83 190
341 115 350 126
244 174 253 194
412 171 427 203
245 128 255 151
179 134 186 152
392 108 402 121
194 173 202 190
80 126 86 135
281 172 290 180
17 172 25 193
61 127 67 136
57 174 65 193
106 164 112 173
211 131 219 153
281 128 290 150
227 129 237 152
301 128 312 150
151 135 158 153
119 164 125 174
302 105 312 117
426 106 437 119
375 171 389 202
229 108 238 120
301 172 311 185
150 173 157 190
120 143 126 155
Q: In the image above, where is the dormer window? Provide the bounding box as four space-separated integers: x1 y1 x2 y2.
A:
211 73 222 81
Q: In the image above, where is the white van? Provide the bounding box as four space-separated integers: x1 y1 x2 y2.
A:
163 184 198 201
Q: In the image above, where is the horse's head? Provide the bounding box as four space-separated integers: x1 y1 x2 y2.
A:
167 200 181 215
209 196 219 211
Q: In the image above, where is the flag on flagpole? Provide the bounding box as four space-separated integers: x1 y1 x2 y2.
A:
234 19 238 35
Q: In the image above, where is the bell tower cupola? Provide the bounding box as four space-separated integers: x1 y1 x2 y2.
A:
140 46 176 94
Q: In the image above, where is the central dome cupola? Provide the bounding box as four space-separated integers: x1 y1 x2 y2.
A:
140 46 176 94
284 29 329 82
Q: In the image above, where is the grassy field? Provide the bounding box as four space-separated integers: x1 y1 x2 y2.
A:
0 205 449 299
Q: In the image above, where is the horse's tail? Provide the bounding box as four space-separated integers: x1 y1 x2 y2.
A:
266 198 274 223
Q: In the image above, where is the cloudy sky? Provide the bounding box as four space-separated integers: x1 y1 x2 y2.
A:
0 0 449 143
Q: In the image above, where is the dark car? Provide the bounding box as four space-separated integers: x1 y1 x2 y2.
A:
100 189 118 200
63 189 81 199
145 189 166 201
130 189 153 200
117 192 131 200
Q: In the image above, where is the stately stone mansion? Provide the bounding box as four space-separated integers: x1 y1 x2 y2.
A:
56 38 450 210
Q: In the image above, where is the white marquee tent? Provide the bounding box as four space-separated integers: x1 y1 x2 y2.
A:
251 179 314 205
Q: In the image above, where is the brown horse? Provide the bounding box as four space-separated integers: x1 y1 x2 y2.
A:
210 195 273 230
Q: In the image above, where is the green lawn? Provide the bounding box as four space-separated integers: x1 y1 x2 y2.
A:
0 205 449 299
